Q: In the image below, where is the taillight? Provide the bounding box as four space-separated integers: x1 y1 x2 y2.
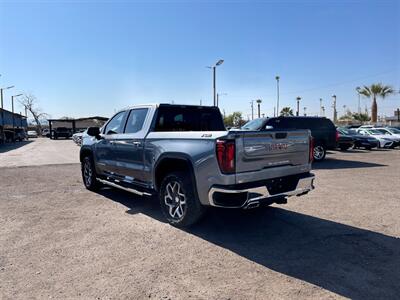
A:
335 130 339 142
309 137 314 163
216 139 235 174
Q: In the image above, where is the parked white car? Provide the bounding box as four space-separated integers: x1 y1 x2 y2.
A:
27 130 38 138
375 127 400 139
356 128 395 148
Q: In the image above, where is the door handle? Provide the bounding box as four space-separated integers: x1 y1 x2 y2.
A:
132 141 141 146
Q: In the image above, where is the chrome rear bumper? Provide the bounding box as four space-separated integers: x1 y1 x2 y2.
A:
208 174 315 208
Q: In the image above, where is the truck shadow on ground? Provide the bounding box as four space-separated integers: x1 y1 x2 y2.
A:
312 158 387 170
98 188 399 300
0 140 31 153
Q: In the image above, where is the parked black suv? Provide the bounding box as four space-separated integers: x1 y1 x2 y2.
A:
241 116 337 161
51 127 72 139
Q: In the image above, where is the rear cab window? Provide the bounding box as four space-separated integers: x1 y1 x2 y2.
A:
154 105 225 131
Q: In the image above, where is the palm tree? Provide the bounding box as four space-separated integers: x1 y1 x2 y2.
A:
357 84 394 123
280 107 294 116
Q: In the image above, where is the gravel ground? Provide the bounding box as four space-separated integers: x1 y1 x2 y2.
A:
0 140 399 299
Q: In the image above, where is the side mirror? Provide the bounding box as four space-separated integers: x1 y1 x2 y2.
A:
265 125 274 130
87 127 100 137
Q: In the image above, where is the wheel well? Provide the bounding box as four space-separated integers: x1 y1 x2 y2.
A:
154 158 194 191
80 149 92 162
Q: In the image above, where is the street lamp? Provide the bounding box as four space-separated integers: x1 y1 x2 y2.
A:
207 59 224 106
319 98 323 116
11 93 23 131
296 96 301 116
275 76 280 115
256 99 262 118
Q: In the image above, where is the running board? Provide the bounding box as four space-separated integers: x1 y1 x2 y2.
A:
96 178 152 197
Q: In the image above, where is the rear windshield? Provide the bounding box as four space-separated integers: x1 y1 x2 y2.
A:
241 118 266 130
154 105 225 131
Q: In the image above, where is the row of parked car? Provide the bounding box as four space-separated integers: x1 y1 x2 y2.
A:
240 116 400 161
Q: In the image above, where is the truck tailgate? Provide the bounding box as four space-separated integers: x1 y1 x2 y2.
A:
235 130 310 173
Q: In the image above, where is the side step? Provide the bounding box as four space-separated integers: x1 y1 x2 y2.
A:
96 178 152 197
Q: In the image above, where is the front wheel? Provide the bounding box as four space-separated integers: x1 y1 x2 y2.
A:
81 156 101 191
159 171 205 227
313 144 326 162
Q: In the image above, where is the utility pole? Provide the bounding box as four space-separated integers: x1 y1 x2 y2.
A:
296 97 301 116
275 76 280 115
250 100 254 120
256 99 262 118
332 94 337 123
274 106 276 117
319 98 323 116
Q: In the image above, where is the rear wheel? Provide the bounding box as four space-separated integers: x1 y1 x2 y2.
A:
159 171 205 227
313 144 326 162
81 156 101 191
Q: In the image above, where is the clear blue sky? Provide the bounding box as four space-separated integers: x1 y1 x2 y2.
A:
1 0 399 120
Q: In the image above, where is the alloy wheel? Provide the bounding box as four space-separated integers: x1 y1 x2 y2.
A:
164 181 186 220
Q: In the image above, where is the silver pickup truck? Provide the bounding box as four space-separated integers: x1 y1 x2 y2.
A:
80 104 315 227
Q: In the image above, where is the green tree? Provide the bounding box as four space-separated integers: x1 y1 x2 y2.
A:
352 112 371 122
356 84 394 123
223 112 245 128
280 107 294 116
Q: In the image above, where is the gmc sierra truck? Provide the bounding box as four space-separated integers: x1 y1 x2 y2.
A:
80 104 315 227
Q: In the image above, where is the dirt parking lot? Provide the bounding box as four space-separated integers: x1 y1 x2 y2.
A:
0 139 399 299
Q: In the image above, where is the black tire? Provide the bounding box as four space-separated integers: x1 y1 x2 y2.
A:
159 171 205 227
339 145 349 151
365 146 372 150
81 156 101 191
313 144 326 162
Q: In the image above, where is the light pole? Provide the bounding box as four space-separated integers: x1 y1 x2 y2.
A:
275 76 280 115
321 106 325 117
256 99 262 118
296 97 301 116
250 100 254 120
207 59 224 106
11 94 23 132
303 107 307 116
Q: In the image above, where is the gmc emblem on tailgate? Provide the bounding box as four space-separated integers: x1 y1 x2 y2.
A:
266 143 289 151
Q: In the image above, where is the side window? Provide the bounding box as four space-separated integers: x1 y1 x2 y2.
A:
104 111 126 135
125 108 148 134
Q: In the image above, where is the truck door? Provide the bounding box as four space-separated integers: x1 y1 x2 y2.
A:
94 110 127 176
112 108 150 186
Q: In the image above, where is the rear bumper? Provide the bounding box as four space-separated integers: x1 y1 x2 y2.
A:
208 173 315 208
